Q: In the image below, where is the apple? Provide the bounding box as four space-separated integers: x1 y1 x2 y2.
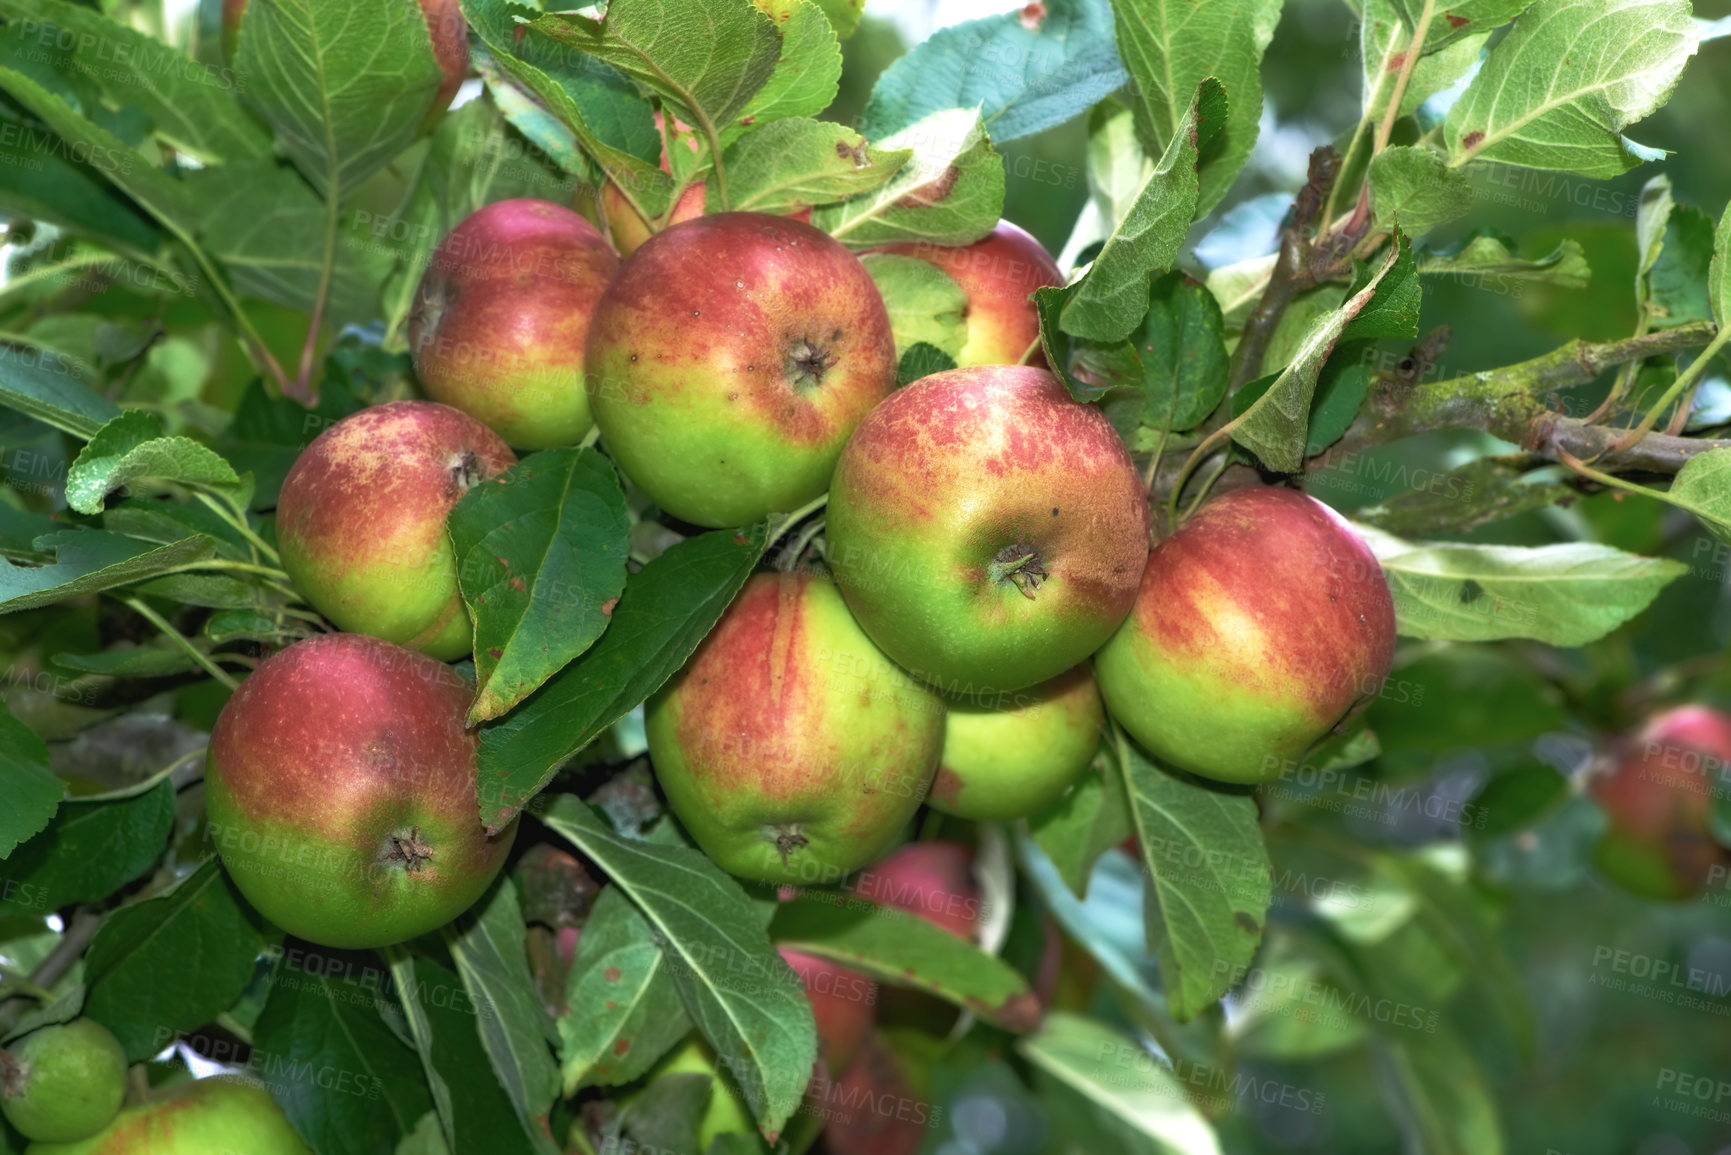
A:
204 632 517 949
819 1034 929 1155
277 400 515 660
222 0 467 127
826 364 1150 694
1591 705 1731 899
646 572 944 884
1094 485 1397 785
408 199 619 449
587 212 897 528
780 947 875 1077
853 841 981 941
25 1076 307 1154
599 111 706 258
870 221 1064 367
1 1020 126 1143
931 665 1104 821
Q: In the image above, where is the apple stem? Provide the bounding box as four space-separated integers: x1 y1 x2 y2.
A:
123 597 240 692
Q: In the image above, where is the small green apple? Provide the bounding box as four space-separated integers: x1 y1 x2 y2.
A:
409 198 620 449
25 1076 307 1154
930 666 1104 821
826 365 1150 695
587 213 897 527
869 220 1063 367
1 1019 126 1143
1094 485 1396 785
1591 705 1731 899
634 1037 762 1152
205 632 517 949
277 400 515 660
647 572 944 885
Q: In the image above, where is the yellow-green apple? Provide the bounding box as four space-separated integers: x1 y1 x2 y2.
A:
931 666 1103 821
588 213 896 527
780 947 875 1077
205 633 517 949
632 1038 761 1150
222 0 467 127
26 1076 307 1154
647 572 943 884
1591 705 1731 899
826 365 1149 694
870 221 1063 366
1094 485 1396 785
853 841 981 941
277 400 514 659
409 199 619 449
1 1020 125 1143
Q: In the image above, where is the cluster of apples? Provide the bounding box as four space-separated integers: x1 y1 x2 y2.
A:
0 1015 303 1153
201 192 1405 953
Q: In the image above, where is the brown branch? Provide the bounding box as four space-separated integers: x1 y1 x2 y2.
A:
0 908 102 1035
1319 321 1721 474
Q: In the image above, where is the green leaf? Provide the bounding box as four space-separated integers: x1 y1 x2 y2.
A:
82 860 266 1061
860 0 1127 145
895 342 957 388
1059 80 1225 343
537 796 817 1142
1352 458 1574 537
0 699 59 859
189 161 391 328
64 410 240 515
0 338 120 440
1304 345 1374 456
1028 753 1132 898
730 0 844 136
1138 272 1229 433
1418 234 1592 288
476 523 767 834
558 886 691 1092
808 0 861 38
1710 193 1731 327
253 945 434 1155
395 953 547 1155
0 781 172 915
451 449 631 724
770 894 1041 1032
1017 1013 1223 1155
1112 0 1278 216
1369 147 1474 236
1343 233 1421 341
0 0 271 163
1378 1026 1506 1155
465 0 670 218
1119 739 1270 1022
1355 522 1687 644
212 377 362 510
232 0 444 201
1657 447 1731 544
441 881 562 1154
0 530 216 614
858 252 968 361
531 0 781 136
52 643 204 679
711 117 906 215
1231 241 1402 472
1645 199 1714 327
1444 0 1698 177
812 107 1004 247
